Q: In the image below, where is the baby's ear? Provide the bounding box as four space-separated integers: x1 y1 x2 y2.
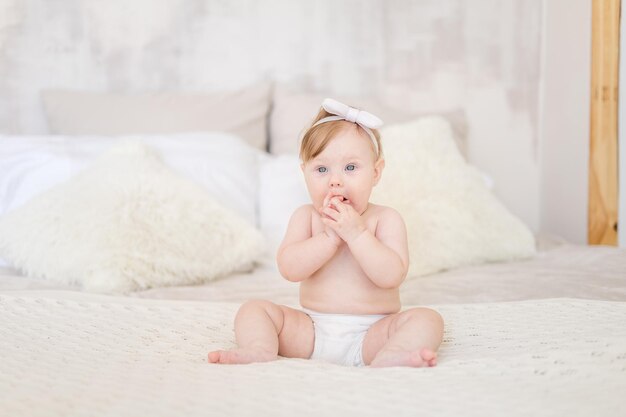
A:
373 158 385 185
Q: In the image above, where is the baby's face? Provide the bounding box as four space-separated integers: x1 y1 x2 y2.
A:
301 127 383 215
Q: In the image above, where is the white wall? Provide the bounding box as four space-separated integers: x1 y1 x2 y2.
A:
539 0 591 244
0 0 546 233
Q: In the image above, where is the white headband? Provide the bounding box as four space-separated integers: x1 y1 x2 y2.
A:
310 98 383 154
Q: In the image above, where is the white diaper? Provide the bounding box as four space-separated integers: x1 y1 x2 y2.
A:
303 308 387 367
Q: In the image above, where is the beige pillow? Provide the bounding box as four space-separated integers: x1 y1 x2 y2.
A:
0 142 265 293
371 117 536 277
42 83 271 150
269 86 468 156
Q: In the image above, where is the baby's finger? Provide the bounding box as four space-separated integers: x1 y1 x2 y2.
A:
321 206 339 220
323 191 335 208
318 206 331 220
321 217 339 230
329 197 347 213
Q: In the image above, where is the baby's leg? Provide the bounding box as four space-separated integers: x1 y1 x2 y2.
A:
362 307 443 367
208 299 314 364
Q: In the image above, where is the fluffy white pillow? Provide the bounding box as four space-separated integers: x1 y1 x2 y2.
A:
372 117 536 277
0 132 261 227
0 143 264 293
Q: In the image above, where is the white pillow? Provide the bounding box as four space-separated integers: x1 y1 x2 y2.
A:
0 143 265 293
41 82 271 150
0 132 260 227
258 154 309 255
269 86 469 157
371 117 536 277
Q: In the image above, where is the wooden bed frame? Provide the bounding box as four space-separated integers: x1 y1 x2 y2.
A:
589 0 620 245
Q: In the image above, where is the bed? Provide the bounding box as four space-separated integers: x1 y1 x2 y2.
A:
0 86 625 417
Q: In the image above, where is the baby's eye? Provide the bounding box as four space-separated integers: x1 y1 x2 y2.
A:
317 166 327 173
345 164 356 171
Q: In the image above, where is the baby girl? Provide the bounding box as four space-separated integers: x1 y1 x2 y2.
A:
209 99 444 367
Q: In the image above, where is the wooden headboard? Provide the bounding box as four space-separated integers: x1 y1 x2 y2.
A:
589 0 619 245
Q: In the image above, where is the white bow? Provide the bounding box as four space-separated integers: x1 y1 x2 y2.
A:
320 98 383 129
310 99 383 155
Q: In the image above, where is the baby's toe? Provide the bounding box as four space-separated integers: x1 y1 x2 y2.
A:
207 351 220 363
420 348 436 361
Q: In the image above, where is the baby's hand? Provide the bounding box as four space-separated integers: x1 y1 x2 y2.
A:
322 223 341 246
319 193 342 246
320 192 342 215
320 195 366 243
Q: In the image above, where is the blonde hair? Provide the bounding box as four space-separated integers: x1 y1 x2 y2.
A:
299 107 383 163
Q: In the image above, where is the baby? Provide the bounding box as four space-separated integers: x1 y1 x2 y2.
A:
208 99 444 367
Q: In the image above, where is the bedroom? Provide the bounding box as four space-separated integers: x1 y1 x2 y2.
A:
0 0 624 416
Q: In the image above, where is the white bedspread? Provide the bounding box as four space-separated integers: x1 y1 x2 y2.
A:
1 292 625 417
1 240 625 416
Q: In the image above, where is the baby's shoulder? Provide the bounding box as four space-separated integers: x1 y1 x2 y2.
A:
367 203 403 220
293 203 316 216
367 204 406 227
289 204 317 223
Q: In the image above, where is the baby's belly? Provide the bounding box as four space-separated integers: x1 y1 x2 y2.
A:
300 278 401 315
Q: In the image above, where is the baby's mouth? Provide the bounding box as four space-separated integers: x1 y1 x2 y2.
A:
330 195 349 204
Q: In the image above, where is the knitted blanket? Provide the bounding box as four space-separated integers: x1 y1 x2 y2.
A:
1 292 625 417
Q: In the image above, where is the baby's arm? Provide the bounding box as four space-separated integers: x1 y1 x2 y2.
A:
347 208 409 289
277 205 340 282
321 200 408 288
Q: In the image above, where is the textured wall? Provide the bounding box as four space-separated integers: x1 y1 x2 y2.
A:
540 0 591 245
0 0 543 230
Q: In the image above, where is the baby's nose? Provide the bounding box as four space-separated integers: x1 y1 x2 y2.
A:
329 175 342 187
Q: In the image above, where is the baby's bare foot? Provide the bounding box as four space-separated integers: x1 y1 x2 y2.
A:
370 348 437 368
207 347 277 365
